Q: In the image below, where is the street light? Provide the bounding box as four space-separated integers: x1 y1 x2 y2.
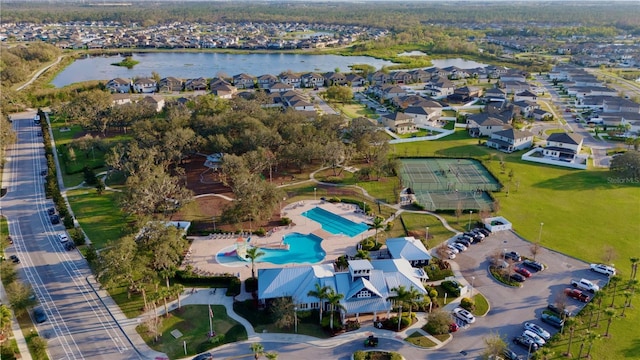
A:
471 276 475 297
314 187 317 202
527 339 534 359
425 226 429 241
538 222 544 243
468 210 473 231
294 306 298 333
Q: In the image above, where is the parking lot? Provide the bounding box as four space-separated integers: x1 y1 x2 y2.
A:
433 230 611 359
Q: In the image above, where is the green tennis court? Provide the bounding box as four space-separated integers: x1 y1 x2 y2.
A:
399 158 501 211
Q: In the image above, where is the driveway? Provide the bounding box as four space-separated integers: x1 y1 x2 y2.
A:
430 230 610 359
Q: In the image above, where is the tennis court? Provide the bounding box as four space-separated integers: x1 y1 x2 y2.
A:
399 158 501 211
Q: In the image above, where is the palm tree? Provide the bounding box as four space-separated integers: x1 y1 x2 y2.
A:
609 275 622 307
603 307 616 337
621 290 632 316
627 279 638 308
334 255 349 271
250 342 265 360
535 347 554 360
593 291 604 327
325 289 345 331
390 285 412 331
630 257 639 280
585 302 596 327
404 286 423 321
564 317 576 357
585 330 601 358
371 216 384 245
355 249 370 260
246 247 265 279
307 283 330 324
172 284 185 310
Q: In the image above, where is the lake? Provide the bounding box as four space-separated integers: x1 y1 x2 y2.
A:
51 52 396 87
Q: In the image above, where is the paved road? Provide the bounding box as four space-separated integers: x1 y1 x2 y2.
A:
16 56 63 92
2 111 143 360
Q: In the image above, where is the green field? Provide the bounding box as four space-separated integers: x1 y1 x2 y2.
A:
66 188 127 249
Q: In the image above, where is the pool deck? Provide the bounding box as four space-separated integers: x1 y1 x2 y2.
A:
183 200 377 280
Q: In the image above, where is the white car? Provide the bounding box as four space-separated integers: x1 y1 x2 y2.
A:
57 233 69 243
446 251 456 260
522 329 546 347
452 242 467 252
590 264 616 277
571 278 600 293
524 322 551 340
447 244 460 254
453 307 476 324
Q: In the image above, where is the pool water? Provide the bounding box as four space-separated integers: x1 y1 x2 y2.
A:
259 232 326 264
302 207 369 237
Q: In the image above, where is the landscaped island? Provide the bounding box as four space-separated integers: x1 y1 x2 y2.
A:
111 56 139 69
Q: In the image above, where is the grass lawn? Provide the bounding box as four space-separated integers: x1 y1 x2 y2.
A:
66 188 127 249
109 285 146 318
233 300 329 338
138 305 247 359
335 102 378 119
397 212 456 249
405 331 437 347
544 128 567 136
471 293 489 316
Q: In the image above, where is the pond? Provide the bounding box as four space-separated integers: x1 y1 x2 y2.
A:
51 52 396 87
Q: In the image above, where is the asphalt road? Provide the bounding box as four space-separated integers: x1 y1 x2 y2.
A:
3 111 140 360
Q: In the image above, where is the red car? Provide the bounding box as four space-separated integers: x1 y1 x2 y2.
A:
514 267 532 278
564 288 590 302
449 323 459 333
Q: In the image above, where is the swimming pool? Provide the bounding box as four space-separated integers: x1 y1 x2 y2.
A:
216 232 326 266
302 207 369 237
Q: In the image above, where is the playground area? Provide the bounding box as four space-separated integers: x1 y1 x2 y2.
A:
399 158 501 211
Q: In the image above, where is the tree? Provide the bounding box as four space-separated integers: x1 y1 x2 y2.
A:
269 297 296 330
603 307 616 337
609 150 640 179
425 309 452 335
250 342 264 360
530 242 541 261
621 290 632 316
390 285 412 331
585 330 601 358
564 317 576 357
404 286 423 321
0 261 17 286
245 247 265 279
609 275 622 307
483 332 507 359
455 202 463 224
171 284 185 310
627 279 638 308
371 216 384 245
630 257 639 280
307 283 330 324
325 289 345 330
0 304 12 337
6 282 36 317
355 249 370 260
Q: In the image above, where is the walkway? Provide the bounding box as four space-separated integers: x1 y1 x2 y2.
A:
16 55 64 92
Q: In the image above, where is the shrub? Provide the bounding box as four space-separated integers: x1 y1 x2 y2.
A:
280 217 292 226
63 215 75 229
254 228 266 236
428 288 438 299
441 280 462 297
69 227 86 246
360 238 376 251
460 297 475 311
245 277 258 292
328 197 341 203
353 351 366 360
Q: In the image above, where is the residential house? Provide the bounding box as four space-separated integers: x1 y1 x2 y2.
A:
345 73 366 87
500 80 530 94
106 78 131 93
424 76 455 97
132 78 157 93
140 95 165 112
270 82 295 93
512 100 538 118
409 69 431 83
484 88 507 102
404 105 442 126
301 73 325 88
159 77 183 92
442 66 469 80
370 71 390 85
184 77 208 91
279 73 302 88
514 90 538 102
211 82 237 99
390 71 412 84
500 69 528 82
485 128 534 153
111 93 131 106
233 73 256 89
543 132 584 160
449 86 482 102
385 237 431 267
467 114 511 137
257 74 279 89
381 112 416 134
532 108 553 121
324 72 348 86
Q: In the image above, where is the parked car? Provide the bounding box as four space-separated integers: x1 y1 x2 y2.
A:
455 238 471 247
513 335 539 351
503 348 524 360
564 288 590 302
504 251 522 262
192 353 213 360
447 244 460 254
522 329 546 347
524 322 551 340
449 322 459 333
522 259 544 272
50 214 60 225
541 313 564 328
590 263 616 277
547 304 572 318
40 170 47 176
452 242 467 252
571 278 599 293
33 308 47 324
57 233 69 243
510 273 526 283
476 228 491 237
514 267 532 278
453 307 476 324
47 207 55 215
9 255 20 264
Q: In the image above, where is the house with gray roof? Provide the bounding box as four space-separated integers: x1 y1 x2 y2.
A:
543 132 583 160
381 112 416 134
385 237 431 267
466 113 512 137
485 128 534 153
